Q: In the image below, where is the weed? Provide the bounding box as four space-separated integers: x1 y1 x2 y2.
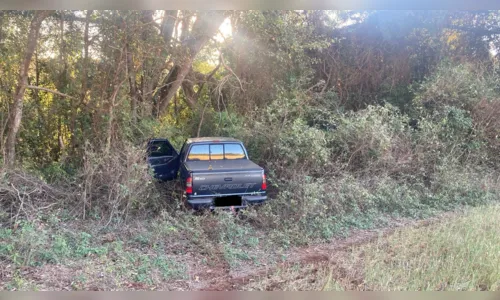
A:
223 244 253 268
72 232 108 258
133 234 151 247
153 256 188 280
51 235 72 262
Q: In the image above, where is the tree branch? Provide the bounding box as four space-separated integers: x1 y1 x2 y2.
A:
205 61 221 82
220 53 245 92
26 85 75 99
197 102 209 137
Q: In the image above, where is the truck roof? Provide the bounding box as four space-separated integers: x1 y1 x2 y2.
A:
186 137 242 144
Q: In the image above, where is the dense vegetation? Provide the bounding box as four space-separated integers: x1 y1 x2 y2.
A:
1 10 500 290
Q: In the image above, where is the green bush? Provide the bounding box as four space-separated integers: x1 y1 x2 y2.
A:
273 118 330 171
413 61 500 113
38 161 76 184
409 61 500 167
329 104 411 173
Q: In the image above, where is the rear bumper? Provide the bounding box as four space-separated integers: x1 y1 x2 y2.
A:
186 194 267 210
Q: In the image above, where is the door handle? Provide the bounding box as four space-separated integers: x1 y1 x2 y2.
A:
224 177 232 182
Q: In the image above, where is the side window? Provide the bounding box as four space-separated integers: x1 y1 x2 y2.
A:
179 142 188 161
187 144 210 161
148 141 174 157
210 144 224 160
224 143 246 160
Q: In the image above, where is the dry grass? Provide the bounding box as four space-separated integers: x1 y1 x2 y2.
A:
472 98 500 159
242 204 500 291
0 169 68 225
356 204 500 291
0 142 170 226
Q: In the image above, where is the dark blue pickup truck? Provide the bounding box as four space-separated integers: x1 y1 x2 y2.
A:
146 137 267 210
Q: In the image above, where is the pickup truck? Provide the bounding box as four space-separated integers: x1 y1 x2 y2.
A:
146 137 267 210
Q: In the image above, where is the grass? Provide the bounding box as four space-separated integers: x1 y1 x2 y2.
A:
0 216 189 291
357 204 500 291
244 205 500 291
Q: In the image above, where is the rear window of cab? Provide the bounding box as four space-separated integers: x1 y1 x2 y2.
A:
187 143 246 161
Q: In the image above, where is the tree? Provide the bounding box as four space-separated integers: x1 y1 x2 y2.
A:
156 11 227 116
2 10 500 169
3 10 53 167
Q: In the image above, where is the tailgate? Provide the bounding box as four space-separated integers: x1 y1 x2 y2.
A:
191 170 264 196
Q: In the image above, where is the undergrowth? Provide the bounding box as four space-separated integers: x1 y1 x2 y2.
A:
1 61 500 290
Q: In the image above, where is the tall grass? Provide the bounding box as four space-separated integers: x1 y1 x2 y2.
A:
357 205 500 291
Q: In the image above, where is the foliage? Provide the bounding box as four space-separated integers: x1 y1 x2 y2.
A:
328 104 411 173
413 61 500 113
2 10 500 290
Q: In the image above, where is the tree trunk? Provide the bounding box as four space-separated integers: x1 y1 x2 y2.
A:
161 10 178 45
0 12 6 154
156 11 226 117
0 11 4 47
105 53 126 154
182 80 196 108
3 10 52 167
71 10 92 153
138 10 168 117
126 42 138 124
55 15 68 160
105 81 122 155
33 51 45 158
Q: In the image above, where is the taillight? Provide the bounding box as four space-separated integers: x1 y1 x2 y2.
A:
261 173 267 190
186 176 193 194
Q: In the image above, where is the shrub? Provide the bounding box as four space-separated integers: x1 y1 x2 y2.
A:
413 61 499 113
329 104 412 174
272 118 330 173
410 60 500 166
471 98 500 165
75 141 163 222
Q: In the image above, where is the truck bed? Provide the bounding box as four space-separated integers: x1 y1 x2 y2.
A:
185 160 264 197
185 159 263 173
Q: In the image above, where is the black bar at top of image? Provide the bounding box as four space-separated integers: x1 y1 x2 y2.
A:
1 0 500 10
